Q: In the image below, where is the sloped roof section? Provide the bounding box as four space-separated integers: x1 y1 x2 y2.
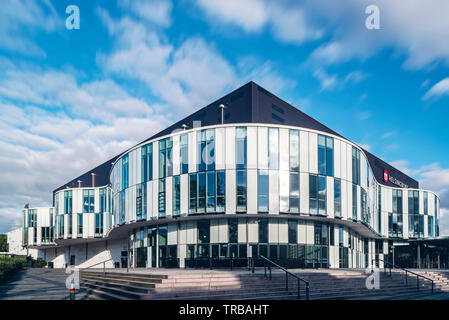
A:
52 81 418 195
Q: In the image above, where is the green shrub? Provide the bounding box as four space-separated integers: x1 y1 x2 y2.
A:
33 258 47 268
0 256 27 284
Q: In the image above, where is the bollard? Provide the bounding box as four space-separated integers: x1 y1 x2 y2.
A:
69 282 76 300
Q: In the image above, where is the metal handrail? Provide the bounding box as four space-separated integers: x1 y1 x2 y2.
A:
372 258 434 294
78 258 115 278
251 255 310 300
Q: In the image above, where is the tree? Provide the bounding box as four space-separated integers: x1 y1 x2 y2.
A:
0 234 8 252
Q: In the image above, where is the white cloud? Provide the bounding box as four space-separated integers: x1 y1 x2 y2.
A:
423 78 449 100
306 0 449 70
0 0 61 57
117 0 172 27
199 0 449 70
313 68 338 91
195 0 322 45
195 0 268 32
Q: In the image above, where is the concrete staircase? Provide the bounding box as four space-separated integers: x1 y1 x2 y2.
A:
80 268 443 300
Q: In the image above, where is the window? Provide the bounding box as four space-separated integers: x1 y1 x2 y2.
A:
83 189 94 213
180 134 188 174
268 128 279 170
197 220 210 244
318 176 326 215
141 143 153 182
173 176 180 216
95 213 103 235
334 179 341 217
206 129 215 171
424 192 428 215
237 169 247 212
288 220 297 244
159 138 173 178
309 174 318 215
198 172 206 213
378 186 382 234
78 214 83 236
236 127 247 169
389 190 403 237
352 147 361 185
408 191 419 214
289 130 299 172
229 218 238 243
428 216 434 237
318 135 334 176
189 173 197 214
361 189 368 223
158 225 167 246
216 171 226 212
330 224 334 246
99 188 106 213
64 190 72 214
158 179 166 217
393 190 403 214
122 154 129 190
314 222 328 245
289 172 299 214
258 219 268 243
197 130 206 172
310 175 327 215
136 184 143 220
339 226 344 247
352 184 358 220
206 171 215 213
258 170 269 212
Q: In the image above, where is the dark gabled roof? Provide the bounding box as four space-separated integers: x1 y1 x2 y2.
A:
52 81 418 194
52 155 119 196
362 148 419 189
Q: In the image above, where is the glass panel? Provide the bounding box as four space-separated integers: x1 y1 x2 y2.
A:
288 220 297 244
229 218 238 243
206 129 215 171
334 179 341 217
258 170 269 212
318 176 326 215
309 174 317 215
318 135 326 175
197 220 210 244
180 134 188 174
268 128 279 170
289 172 299 214
189 173 197 214
289 130 299 172
236 170 247 212
236 127 247 169
173 176 180 216
216 171 225 212
198 172 206 213
158 179 165 217
258 219 268 243
206 171 215 213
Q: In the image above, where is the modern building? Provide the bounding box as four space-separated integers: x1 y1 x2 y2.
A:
11 81 441 269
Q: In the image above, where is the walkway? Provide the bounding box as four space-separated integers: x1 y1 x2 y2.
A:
0 268 89 300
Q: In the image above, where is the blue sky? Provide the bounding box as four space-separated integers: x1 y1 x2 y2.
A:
1 0 449 234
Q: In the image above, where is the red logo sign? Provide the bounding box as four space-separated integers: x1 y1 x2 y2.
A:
383 170 388 182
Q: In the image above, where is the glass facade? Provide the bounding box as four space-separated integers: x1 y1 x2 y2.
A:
389 190 403 237
236 169 247 212
83 189 94 213
352 147 361 185
334 178 341 217
141 143 153 182
318 135 334 176
258 170 269 212
309 174 326 215
236 127 247 169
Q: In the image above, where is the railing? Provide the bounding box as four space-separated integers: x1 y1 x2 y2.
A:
372 258 434 294
79 258 115 278
251 255 310 300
